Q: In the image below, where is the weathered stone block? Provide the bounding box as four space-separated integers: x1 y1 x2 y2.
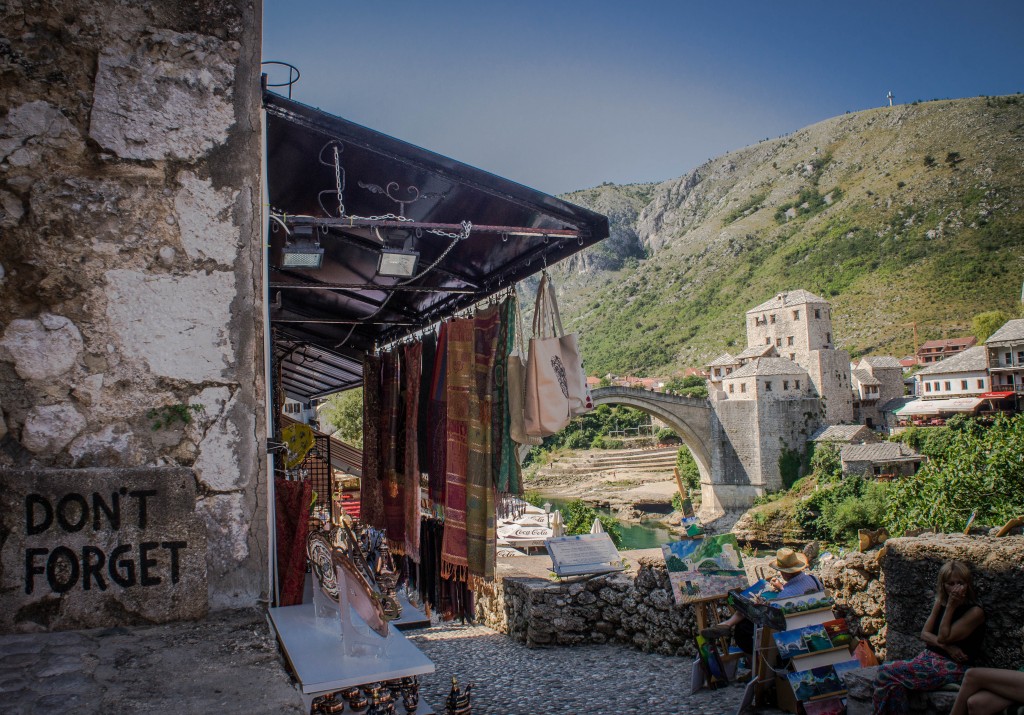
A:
89 30 237 161
0 467 208 632
0 315 83 382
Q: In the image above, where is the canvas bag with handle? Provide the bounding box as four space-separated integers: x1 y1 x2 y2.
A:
507 292 543 446
524 272 591 437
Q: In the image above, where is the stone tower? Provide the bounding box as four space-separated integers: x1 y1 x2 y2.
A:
745 290 853 423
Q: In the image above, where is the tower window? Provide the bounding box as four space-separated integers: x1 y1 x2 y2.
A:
815 309 821 319
787 336 794 346
793 310 800 320
765 381 773 392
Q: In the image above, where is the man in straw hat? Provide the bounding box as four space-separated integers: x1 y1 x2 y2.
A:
700 547 823 655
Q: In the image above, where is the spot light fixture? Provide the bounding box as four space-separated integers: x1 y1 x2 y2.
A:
377 247 420 278
280 225 324 269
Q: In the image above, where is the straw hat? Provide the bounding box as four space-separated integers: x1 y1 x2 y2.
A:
770 547 809 573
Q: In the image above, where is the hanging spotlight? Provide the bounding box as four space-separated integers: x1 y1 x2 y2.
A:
280 225 324 269
377 247 420 278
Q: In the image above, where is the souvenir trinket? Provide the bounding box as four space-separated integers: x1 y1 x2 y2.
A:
445 676 472 715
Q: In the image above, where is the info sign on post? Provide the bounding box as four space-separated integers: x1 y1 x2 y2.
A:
0 466 208 632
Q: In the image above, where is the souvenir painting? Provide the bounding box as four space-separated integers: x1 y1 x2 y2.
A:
773 591 835 615
803 697 846 715
822 618 853 647
773 629 810 659
833 659 860 686
661 534 747 604
786 664 845 702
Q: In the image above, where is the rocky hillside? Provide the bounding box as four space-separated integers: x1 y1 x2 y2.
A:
551 96 1024 376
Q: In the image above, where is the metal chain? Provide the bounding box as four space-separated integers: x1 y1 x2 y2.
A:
332 145 346 217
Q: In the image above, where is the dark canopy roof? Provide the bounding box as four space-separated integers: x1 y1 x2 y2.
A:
264 91 608 401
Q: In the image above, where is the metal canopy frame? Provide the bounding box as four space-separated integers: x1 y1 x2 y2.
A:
264 89 608 401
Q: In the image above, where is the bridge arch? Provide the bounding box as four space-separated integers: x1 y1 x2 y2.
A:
589 386 715 486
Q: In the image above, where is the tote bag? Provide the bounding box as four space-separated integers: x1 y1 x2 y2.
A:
507 296 543 446
524 272 591 437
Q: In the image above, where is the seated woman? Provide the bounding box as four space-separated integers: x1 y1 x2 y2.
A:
701 547 822 655
873 560 985 714
950 667 1024 715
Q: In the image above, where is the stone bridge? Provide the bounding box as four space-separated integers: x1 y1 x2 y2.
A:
590 386 818 517
590 386 715 481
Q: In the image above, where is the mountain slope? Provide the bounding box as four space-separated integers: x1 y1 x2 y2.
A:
554 96 1024 376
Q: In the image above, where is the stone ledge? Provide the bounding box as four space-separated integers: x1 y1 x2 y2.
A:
845 666 959 715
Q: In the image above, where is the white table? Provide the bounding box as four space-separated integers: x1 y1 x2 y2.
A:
268 603 434 713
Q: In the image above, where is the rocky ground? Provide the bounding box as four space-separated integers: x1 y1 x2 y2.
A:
524 446 687 521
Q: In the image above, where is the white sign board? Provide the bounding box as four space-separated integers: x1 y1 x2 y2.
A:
545 533 625 577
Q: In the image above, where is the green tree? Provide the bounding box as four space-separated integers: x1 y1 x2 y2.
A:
887 414 1024 534
972 310 1011 342
663 375 709 398
318 388 363 446
676 448 701 493
561 499 622 546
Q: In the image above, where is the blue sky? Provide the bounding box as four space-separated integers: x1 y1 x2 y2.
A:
263 1 1024 195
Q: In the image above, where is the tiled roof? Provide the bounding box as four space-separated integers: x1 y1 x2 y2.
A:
840 442 922 463
747 289 829 313
915 346 988 375
919 337 977 350
735 344 777 360
986 319 1024 345
725 357 809 379
880 396 915 413
851 369 881 386
810 425 880 443
707 352 738 367
859 356 904 369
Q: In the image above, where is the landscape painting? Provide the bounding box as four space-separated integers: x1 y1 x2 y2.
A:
823 619 853 648
803 697 846 715
773 629 810 659
774 591 835 616
786 664 846 702
662 534 747 604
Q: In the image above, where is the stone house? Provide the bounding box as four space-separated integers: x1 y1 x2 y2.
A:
719 357 810 400
916 336 977 365
810 424 881 445
705 352 738 389
851 356 906 429
840 442 924 479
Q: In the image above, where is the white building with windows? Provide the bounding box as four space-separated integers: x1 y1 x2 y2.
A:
985 318 1024 395
913 346 990 398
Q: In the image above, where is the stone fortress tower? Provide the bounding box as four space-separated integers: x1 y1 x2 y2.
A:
702 290 852 515
744 290 854 423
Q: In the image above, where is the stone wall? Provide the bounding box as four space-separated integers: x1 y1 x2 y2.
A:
819 550 888 658
0 0 267 621
475 557 704 656
882 535 1024 670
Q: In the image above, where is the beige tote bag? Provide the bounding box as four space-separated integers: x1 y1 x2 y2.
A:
524 272 590 437
508 295 543 446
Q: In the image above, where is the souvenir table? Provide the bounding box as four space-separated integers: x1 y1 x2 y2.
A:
268 603 435 713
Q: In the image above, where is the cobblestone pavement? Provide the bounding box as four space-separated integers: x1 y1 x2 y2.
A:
410 623 786 715
0 612 786 714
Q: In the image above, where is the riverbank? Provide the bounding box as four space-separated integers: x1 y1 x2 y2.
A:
524 446 684 520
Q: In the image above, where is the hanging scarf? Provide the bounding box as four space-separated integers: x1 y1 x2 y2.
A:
381 350 405 554
441 317 473 581
360 353 385 530
495 297 522 509
402 341 422 562
275 477 312 607
418 331 436 472
466 304 500 583
428 323 449 509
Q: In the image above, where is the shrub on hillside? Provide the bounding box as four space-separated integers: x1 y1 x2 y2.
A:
676 448 701 494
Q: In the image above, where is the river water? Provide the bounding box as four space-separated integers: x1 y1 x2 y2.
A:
538 495 678 550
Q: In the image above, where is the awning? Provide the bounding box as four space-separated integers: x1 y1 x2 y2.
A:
980 391 1015 399
263 90 609 401
895 397 984 415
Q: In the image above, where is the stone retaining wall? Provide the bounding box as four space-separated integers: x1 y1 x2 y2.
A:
475 557 706 656
478 536 1024 670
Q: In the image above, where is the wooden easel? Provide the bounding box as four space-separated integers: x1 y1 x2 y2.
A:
691 594 744 690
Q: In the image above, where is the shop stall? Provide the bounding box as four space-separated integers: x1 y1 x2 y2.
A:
261 85 608 712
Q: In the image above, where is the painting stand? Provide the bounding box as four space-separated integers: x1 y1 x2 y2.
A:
690 594 742 693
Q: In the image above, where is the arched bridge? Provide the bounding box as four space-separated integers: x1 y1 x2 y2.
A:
590 387 715 484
